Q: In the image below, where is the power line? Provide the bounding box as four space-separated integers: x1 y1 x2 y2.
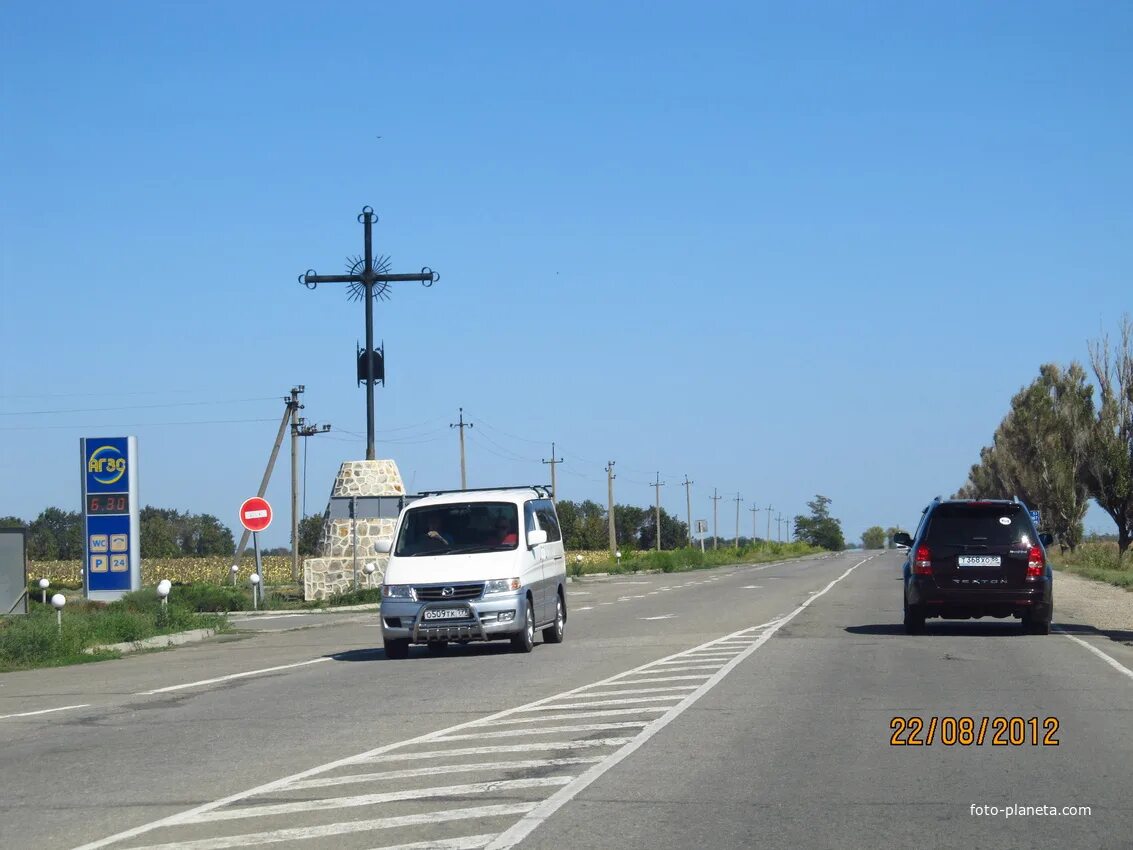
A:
0 417 278 431
0 396 282 416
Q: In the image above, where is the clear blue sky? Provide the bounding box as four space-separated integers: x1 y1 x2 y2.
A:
2 2 1129 548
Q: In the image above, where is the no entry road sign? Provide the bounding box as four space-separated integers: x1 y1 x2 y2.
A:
239 497 273 532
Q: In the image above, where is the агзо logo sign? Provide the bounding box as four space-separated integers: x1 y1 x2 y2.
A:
88 445 127 485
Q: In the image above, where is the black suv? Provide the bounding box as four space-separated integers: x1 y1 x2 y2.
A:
893 499 1053 635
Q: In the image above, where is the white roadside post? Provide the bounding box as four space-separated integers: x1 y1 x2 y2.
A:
156 579 171 617
575 554 583 578
230 564 239 586
615 550 622 569
39 577 49 605
249 573 261 611
51 593 66 632
363 562 376 588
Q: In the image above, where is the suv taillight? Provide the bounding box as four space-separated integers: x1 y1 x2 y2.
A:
1026 545 1044 581
914 545 932 575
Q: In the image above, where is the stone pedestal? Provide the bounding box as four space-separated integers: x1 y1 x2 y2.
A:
303 459 405 601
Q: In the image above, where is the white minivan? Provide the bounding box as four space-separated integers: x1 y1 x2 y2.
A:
376 486 567 658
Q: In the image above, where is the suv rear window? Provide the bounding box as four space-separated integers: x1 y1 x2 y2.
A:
924 504 1035 547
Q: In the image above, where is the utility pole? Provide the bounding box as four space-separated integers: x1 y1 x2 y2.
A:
732 492 743 548
288 386 304 582
542 442 563 501
234 390 298 566
766 503 774 543
776 514 786 542
750 504 759 542
682 475 694 548
450 407 473 490
653 472 666 551
710 488 722 550
296 417 332 518
606 461 617 554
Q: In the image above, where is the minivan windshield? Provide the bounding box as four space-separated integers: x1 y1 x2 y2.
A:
924 504 1036 547
394 502 520 556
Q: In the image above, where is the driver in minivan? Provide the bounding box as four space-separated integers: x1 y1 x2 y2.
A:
422 512 452 546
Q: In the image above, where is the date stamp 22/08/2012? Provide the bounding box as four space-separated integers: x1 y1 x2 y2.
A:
890 716 1059 746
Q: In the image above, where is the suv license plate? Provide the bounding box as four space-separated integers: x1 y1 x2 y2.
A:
958 556 1001 567
423 607 469 621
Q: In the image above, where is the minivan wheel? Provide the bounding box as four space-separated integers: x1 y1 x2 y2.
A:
511 601 535 653
384 638 410 659
903 605 925 634
542 593 565 644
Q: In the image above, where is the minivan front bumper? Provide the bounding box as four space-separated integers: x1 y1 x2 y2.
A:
381 591 527 644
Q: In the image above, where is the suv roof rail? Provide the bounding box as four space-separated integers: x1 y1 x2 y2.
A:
416 484 554 499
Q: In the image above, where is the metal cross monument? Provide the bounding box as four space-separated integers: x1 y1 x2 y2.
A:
299 206 439 460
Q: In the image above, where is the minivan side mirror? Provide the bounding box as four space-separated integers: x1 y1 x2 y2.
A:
374 538 392 554
527 529 548 548
892 532 913 548
1038 532 1054 547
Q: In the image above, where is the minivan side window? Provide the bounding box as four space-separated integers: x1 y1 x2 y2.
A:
534 499 562 543
524 501 538 536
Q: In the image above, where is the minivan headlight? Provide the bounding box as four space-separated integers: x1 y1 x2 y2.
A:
483 578 521 595
381 584 416 600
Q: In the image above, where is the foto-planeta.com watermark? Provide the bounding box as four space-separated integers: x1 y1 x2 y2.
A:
971 804 1092 818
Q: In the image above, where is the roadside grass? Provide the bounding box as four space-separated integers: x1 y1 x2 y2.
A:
1050 541 1132 590
567 541 823 576
1 587 229 672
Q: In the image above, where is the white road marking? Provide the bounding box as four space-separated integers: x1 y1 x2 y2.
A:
639 615 675 620
481 708 668 726
0 703 90 720
521 695 683 711
575 606 594 611
362 837 495 850
653 656 733 665
485 554 876 850
623 664 722 674
361 836 495 850
136 658 330 695
128 807 533 850
286 757 604 791
176 777 572 825
603 674 711 686
569 685 699 699
432 722 646 742
741 585 762 589
364 740 635 763
1055 628 1133 682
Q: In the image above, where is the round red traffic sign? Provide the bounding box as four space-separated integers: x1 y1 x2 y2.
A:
239 497 273 532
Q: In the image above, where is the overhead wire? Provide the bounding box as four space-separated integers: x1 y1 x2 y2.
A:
0 396 283 416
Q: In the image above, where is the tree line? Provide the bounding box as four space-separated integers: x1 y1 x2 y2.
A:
1 507 236 560
956 316 1133 555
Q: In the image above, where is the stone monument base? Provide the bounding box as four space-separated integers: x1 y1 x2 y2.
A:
302 459 405 601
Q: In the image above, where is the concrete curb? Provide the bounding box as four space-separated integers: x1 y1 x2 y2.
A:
84 628 218 655
233 603 381 616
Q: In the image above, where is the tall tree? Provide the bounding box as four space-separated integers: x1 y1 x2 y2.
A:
862 526 886 549
299 514 324 556
793 495 845 551
1085 316 1133 555
637 508 689 551
27 507 82 560
995 364 1094 551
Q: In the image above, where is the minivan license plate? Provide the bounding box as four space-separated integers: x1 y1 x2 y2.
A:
423 607 469 621
958 556 1001 567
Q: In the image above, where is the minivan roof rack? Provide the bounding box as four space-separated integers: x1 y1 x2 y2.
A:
416 485 553 499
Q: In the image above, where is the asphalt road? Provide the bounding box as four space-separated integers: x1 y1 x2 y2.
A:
2 551 1131 850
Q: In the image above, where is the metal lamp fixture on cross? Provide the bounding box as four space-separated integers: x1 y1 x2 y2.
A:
299 206 439 460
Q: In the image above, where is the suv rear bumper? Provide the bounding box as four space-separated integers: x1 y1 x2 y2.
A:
907 577 1052 620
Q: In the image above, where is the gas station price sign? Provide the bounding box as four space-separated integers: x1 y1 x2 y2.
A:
81 437 141 601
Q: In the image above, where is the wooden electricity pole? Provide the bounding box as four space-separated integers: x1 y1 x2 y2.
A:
710 488 722 550
450 407 473 490
682 475 694 548
606 461 617 553
542 442 563 501
732 492 743 549
653 472 666 551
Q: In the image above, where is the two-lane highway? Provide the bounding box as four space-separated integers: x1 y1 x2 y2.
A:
1 551 1130 849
